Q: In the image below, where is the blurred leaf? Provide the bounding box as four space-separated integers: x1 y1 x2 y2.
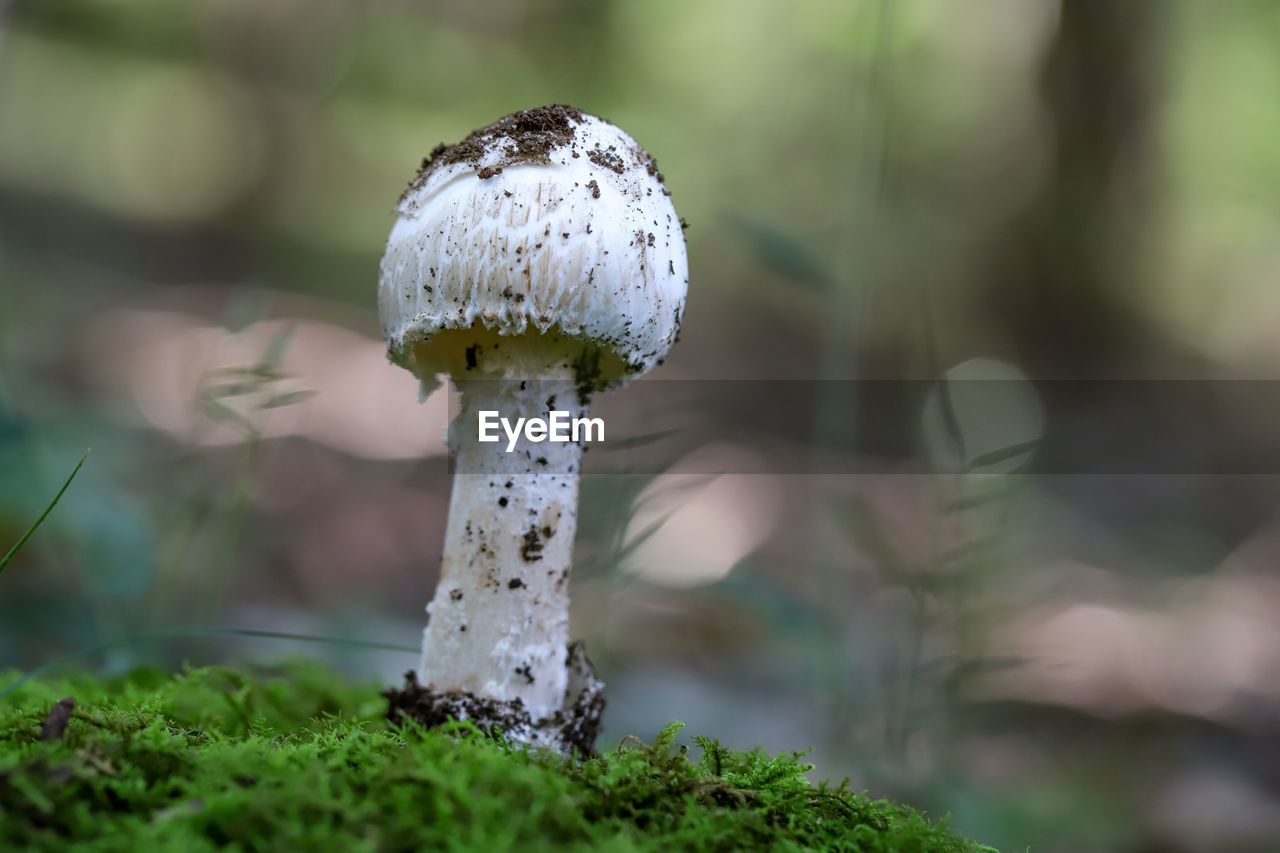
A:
0 449 88 577
255 325 296 376
933 378 967 463
723 212 832 288
826 493 910 583
194 326 311 437
203 381 264 399
617 512 678 564
923 361 1043 474
199 397 252 429
204 366 275 380
964 439 1040 473
260 390 316 409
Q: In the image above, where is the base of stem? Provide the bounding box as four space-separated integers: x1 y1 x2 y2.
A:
384 641 605 756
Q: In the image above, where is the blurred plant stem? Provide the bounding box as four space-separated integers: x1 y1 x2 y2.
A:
147 325 308 640
808 0 896 754
145 448 257 637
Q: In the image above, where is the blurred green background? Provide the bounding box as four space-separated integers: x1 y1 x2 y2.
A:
4 1 1280 850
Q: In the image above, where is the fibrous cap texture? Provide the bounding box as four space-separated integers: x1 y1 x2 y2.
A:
379 105 688 387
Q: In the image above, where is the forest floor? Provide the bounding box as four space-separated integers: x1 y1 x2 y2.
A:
0 660 995 851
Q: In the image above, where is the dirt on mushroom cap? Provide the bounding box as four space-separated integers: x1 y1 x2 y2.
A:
402 105 586 201
399 104 668 202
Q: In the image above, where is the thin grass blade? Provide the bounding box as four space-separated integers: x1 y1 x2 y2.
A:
0 449 89 577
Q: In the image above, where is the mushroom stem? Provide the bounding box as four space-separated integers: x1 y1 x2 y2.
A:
419 377 587 722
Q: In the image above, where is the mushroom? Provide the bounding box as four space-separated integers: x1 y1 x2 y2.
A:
378 105 688 752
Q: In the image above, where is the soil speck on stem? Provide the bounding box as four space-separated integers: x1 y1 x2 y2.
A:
520 527 544 562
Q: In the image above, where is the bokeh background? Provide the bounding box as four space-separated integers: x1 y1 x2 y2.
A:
4 1 1280 850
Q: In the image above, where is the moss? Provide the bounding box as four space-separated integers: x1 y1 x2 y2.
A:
0 661 995 852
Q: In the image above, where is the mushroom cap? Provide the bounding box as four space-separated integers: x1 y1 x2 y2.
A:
379 105 688 389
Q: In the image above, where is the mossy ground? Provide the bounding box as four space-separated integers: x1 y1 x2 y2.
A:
0 661 995 851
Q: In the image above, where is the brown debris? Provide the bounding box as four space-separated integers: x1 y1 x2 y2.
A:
40 697 75 742
401 105 587 202
587 145 625 174
520 526 544 562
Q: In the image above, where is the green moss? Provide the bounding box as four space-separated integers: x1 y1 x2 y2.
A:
0 661 995 852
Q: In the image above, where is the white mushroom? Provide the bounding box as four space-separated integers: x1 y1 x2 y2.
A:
379 105 688 750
